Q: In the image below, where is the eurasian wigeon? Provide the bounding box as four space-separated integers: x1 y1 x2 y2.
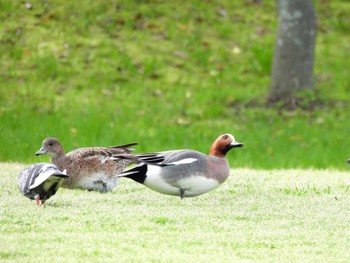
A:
18 163 68 206
112 133 243 198
35 137 139 192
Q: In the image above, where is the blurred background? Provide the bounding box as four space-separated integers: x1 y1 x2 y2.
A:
0 0 349 169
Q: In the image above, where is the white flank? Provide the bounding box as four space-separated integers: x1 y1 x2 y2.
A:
77 172 118 190
144 165 221 197
144 166 179 195
169 158 198 165
177 176 220 197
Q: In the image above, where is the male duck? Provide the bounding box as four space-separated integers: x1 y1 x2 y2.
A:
113 133 243 198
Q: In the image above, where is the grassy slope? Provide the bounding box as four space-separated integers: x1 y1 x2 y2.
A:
1 163 350 262
0 1 350 169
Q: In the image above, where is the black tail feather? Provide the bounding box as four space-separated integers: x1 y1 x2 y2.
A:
118 164 148 184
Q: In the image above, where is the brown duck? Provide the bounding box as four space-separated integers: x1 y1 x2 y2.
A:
35 137 138 192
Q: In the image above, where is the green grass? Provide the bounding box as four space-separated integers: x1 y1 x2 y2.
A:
0 1 350 169
1 163 350 262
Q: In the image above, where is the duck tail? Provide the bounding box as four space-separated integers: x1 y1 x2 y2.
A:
117 164 148 184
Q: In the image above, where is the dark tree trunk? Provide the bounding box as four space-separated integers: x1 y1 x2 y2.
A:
269 0 317 105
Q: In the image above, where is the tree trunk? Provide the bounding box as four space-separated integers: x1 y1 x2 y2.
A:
269 0 317 104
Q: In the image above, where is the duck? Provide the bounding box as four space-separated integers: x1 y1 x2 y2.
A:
18 163 68 206
35 137 139 192
112 133 243 198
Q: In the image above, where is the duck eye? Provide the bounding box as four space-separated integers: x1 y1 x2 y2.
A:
48 143 53 146
222 135 229 140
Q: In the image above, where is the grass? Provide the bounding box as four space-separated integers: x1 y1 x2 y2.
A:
0 1 350 169
1 163 350 262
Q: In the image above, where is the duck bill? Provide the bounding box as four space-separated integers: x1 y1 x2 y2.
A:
347 159 350 164
35 148 47 156
230 141 244 148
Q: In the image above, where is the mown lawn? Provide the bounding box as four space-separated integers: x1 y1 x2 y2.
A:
1 163 349 262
